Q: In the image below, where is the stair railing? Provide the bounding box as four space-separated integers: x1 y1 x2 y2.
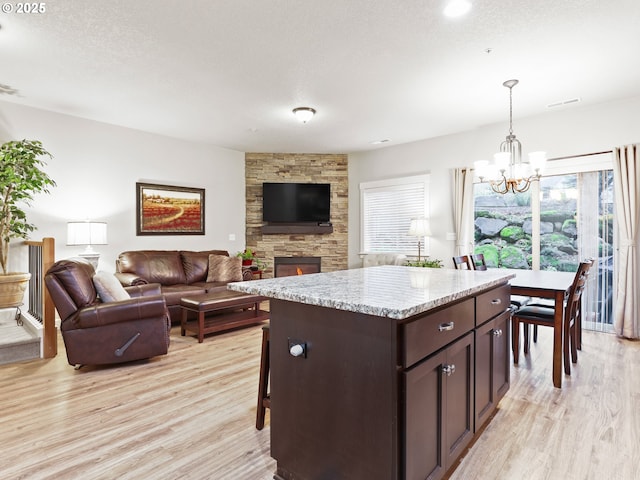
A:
24 237 56 358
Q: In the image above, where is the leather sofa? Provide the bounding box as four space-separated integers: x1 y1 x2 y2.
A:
45 258 171 367
115 250 253 323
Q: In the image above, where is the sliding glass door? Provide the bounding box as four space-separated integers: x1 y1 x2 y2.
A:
473 164 614 332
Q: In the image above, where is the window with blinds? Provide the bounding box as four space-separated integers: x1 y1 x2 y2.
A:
360 174 430 254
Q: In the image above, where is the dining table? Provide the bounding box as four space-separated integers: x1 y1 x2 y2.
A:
504 268 577 388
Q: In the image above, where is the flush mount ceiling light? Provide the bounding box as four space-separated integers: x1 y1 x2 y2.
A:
443 0 472 18
292 107 316 123
474 79 547 194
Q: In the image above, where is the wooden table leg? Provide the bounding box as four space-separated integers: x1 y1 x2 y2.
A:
198 312 205 343
552 291 564 388
181 308 187 336
511 314 520 364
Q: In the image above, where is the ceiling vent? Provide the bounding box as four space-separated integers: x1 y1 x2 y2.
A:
547 97 581 109
0 83 19 96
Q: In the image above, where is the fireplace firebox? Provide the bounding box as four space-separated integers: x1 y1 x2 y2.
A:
274 257 321 277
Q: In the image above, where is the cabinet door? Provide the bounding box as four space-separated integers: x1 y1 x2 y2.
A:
492 310 511 401
443 331 475 470
475 310 511 430
404 349 447 480
403 332 474 480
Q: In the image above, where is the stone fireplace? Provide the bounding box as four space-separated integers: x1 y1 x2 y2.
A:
274 257 321 277
244 153 348 278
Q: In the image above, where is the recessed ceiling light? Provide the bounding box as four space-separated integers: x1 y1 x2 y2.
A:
443 0 472 18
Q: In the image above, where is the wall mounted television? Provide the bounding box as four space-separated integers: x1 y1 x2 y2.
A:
262 182 331 223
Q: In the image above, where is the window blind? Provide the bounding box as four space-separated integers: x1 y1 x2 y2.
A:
360 175 429 255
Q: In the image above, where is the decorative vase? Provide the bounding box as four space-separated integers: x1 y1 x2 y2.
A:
242 259 253 266
0 272 31 308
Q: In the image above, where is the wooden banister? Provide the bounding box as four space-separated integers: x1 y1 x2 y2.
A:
24 237 56 358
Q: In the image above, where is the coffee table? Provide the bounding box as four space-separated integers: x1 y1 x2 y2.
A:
180 290 269 343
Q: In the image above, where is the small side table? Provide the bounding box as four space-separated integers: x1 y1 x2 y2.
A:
251 270 263 279
243 267 263 279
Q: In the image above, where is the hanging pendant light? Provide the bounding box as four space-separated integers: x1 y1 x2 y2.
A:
475 80 546 194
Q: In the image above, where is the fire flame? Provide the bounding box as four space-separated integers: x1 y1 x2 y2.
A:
296 267 303 275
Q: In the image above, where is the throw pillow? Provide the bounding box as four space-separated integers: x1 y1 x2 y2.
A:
207 254 242 283
93 271 130 302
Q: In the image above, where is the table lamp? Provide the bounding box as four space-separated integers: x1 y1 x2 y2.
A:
408 217 431 262
67 221 108 269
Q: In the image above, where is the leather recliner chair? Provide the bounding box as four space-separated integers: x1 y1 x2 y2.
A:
45 258 171 367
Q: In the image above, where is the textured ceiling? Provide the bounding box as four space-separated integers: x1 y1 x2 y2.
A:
1 0 639 153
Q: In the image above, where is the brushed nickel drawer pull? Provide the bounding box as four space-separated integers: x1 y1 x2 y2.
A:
493 329 503 337
442 364 456 376
490 298 502 305
438 322 455 332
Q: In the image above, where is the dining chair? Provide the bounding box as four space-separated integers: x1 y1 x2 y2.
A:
452 255 472 270
511 259 593 375
468 253 531 312
524 258 594 350
470 253 487 270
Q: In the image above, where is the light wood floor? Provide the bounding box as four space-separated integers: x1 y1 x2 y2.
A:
1 324 638 479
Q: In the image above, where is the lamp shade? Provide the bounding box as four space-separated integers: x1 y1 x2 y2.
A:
408 217 431 237
67 222 108 246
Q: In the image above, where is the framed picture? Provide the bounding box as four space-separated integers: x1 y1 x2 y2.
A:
136 182 205 235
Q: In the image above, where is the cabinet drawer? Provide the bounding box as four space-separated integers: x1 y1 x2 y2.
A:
475 284 510 326
402 298 474 368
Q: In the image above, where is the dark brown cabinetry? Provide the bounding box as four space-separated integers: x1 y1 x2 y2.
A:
269 283 510 480
404 332 474 480
475 310 511 429
474 283 511 430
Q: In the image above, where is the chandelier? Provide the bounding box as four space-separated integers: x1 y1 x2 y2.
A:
475 79 546 194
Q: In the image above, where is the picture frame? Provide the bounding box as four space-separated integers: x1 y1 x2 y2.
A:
136 182 205 235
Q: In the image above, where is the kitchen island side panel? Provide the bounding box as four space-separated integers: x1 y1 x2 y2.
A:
270 299 399 480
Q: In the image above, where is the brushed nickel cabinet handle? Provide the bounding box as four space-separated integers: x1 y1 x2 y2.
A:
492 329 503 337
442 364 456 376
491 298 502 305
438 322 455 332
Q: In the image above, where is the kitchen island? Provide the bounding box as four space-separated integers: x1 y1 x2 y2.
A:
229 265 514 480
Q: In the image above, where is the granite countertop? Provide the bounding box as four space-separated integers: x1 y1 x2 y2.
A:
228 265 515 320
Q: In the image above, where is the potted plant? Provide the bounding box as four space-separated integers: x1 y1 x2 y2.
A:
0 139 56 307
405 258 444 268
236 248 255 266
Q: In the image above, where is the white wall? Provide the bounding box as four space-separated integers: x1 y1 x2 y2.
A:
0 101 247 273
348 96 640 268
